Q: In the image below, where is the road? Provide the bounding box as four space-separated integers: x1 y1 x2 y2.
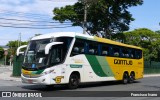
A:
0 77 160 100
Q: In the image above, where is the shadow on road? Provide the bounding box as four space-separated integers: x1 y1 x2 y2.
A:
21 80 140 91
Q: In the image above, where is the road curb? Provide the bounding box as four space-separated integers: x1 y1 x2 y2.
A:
144 74 160 77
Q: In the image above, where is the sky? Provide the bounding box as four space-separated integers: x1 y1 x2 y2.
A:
0 0 160 45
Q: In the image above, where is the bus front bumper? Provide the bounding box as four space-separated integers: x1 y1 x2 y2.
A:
21 74 50 85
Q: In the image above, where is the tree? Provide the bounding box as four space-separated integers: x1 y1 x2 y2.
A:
123 28 160 61
0 47 4 59
53 0 143 38
6 41 28 55
155 30 160 34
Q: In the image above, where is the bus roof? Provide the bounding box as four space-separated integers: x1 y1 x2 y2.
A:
31 32 142 50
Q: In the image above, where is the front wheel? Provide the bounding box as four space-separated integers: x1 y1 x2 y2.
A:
68 74 79 89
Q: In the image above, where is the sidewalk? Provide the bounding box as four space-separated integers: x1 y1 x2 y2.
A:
0 65 160 82
0 65 21 81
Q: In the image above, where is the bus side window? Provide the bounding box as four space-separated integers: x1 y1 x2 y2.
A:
113 46 120 57
130 50 135 59
73 47 79 54
70 39 85 56
135 50 142 59
101 44 109 56
87 41 98 55
121 48 129 58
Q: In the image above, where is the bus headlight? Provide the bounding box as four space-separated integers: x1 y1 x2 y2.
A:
40 70 54 76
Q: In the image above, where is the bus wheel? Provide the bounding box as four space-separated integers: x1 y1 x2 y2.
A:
129 73 135 83
68 74 79 89
122 73 129 84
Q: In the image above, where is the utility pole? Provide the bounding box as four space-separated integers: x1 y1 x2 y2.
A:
83 0 95 34
83 1 87 34
18 33 21 47
20 33 21 46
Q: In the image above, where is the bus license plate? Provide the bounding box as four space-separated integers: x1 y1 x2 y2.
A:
28 80 33 83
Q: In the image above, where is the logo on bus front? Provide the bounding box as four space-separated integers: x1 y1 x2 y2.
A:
53 76 64 83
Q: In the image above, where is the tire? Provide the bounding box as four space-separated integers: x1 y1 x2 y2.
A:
129 73 135 83
68 74 79 89
122 73 129 84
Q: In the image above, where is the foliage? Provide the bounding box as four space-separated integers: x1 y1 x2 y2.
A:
6 40 28 55
0 47 4 59
53 0 143 38
123 28 160 61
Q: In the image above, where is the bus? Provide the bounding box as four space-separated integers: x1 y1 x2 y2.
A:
17 32 144 89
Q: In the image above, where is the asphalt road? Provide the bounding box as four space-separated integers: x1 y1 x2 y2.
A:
0 77 160 100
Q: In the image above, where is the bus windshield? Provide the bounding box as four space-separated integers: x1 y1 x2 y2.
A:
22 37 73 70
23 39 52 69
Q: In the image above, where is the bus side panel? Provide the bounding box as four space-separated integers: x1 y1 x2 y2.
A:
63 55 84 83
105 57 121 80
65 55 116 83
136 58 144 79
84 55 116 82
106 57 144 80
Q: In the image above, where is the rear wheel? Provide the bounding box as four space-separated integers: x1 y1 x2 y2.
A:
129 73 135 83
68 74 79 89
122 73 129 84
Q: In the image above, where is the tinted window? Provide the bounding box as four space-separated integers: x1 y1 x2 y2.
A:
70 38 142 59
50 45 62 66
101 44 109 56
71 39 85 56
87 41 98 55
135 50 142 59
112 46 120 57
121 48 130 58
49 37 73 66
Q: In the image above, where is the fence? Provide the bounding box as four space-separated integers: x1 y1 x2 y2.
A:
0 60 4 65
144 61 160 74
0 58 10 66
12 55 24 76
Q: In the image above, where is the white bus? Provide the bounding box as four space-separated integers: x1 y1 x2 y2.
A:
17 32 143 89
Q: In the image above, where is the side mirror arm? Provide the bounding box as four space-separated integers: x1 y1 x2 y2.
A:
45 42 63 55
16 45 27 56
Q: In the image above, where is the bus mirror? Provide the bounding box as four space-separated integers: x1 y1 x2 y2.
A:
45 42 63 55
16 45 27 56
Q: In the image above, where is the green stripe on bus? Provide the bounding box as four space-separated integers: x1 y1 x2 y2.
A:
85 55 107 77
35 69 44 74
96 56 114 77
31 69 44 74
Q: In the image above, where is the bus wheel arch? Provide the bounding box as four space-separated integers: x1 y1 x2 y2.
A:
122 71 129 84
68 71 80 89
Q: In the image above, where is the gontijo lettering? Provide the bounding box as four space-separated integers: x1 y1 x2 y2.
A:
114 59 133 65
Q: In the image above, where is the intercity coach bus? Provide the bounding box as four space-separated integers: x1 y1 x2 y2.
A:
17 32 144 89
